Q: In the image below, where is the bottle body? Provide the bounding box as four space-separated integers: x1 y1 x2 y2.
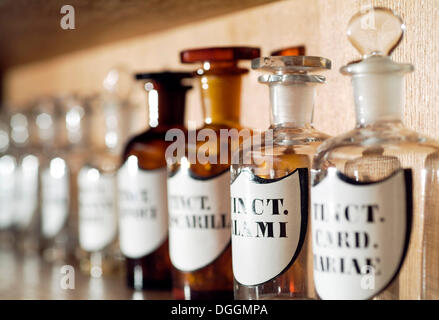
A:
311 122 439 299
168 123 241 300
13 149 40 254
118 129 175 290
170 46 260 299
231 125 328 299
0 117 15 245
78 152 122 277
0 152 17 248
40 152 73 262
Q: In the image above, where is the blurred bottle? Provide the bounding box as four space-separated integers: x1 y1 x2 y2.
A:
36 97 75 263
61 94 93 263
10 108 40 254
0 111 16 248
77 68 132 277
118 71 192 290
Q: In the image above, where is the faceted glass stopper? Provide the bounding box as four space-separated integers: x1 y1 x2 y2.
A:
180 47 260 63
252 56 331 74
270 45 306 57
347 7 405 58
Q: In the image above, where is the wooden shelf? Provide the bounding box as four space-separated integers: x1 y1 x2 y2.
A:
0 0 280 71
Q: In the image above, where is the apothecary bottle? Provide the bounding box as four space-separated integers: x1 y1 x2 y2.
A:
311 7 439 300
78 68 131 277
118 71 192 290
231 53 331 299
62 94 94 261
10 109 40 253
0 112 15 247
35 98 72 262
167 46 260 300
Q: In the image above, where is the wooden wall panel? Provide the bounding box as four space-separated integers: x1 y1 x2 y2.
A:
3 0 439 140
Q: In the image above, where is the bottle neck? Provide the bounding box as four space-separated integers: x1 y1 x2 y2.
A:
269 82 316 127
148 85 188 128
199 73 242 126
103 98 128 154
353 73 403 126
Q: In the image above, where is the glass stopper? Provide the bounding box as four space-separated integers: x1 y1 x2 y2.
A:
270 45 306 57
347 7 405 58
180 47 260 63
252 56 331 74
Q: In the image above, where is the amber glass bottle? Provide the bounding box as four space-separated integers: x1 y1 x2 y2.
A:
167 46 260 300
118 72 192 290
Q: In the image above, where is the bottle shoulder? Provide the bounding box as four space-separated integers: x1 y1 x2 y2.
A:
235 127 328 161
39 148 70 170
197 122 248 132
231 126 329 179
82 149 120 174
315 124 439 161
312 124 439 183
122 127 183 169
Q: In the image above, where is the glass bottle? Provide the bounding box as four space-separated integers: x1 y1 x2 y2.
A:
78 69 132 277
10 109 40 254
37 97 80 263
118 71 192 290
62 94 93 262
230 54 331 300
167 46 260 300
311 7 439 300
0 112 15 247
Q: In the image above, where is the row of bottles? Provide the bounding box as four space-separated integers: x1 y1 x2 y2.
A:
0 96 85 257
0 74 135 271
118 7 437 300
0 7 437 300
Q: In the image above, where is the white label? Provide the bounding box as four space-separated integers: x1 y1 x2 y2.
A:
0 155 16 229
231 169 306 286
311 169 411 300
117 159 168 259
168 169 231 271
15 155 39 229
78 167 118 252
41 162 70 238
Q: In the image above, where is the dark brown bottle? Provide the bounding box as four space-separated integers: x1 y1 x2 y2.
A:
118 71 192 290
167 47 260 300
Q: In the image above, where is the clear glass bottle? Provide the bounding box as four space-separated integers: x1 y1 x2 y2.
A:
62 94 93 262
0 112 15 247
36 97 75 263
78 69 132 277
311 7 439 300
118 71 192 290
230 54 331 300
10 109 40 254
167 46 260 300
